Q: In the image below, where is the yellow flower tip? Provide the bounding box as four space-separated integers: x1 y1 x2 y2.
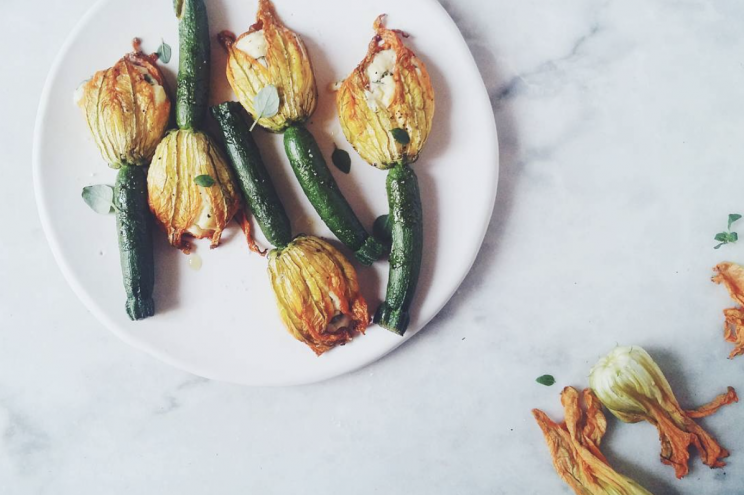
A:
267 235 369 356
336 14 435 169
147 130 241 253
589 345 737 479
222 0 317 133
533 387 653 495
76 47 171 167
712 262 744 358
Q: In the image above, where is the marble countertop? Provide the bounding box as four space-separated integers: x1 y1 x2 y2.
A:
4 0 744 493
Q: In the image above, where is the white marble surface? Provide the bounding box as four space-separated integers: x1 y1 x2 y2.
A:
3 0 744 493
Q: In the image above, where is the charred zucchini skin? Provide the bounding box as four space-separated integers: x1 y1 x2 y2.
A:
374 164 423 335
174 0 210 130
115 165 155 320
211 102 293 248
283 125 386 265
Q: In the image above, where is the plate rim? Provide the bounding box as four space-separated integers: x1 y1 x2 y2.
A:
32 0 500 386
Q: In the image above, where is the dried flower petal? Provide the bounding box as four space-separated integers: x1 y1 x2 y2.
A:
712 262 744 358
533 387 653 495
590 346 737 479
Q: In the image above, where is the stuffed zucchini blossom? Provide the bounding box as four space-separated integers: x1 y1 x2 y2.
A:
267 235 369 356
712 262 744 358
218 0 317 132
533 387 653 495
589 346 738 479
148 130 241 251
336 15 435 169
75 40 171 168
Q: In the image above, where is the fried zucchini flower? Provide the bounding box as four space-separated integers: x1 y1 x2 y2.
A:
75 40 171 168
218 0 317 132
533 387 653 495
712 262 744 358
336 15 435 169
147 130 241 251
267 235 369 355
589 346 738 479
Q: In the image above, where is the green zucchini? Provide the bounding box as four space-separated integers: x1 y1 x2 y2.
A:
174 0 210 131
211 102 292 248
283 124 387 265
115 165 155 321
374 164 423 335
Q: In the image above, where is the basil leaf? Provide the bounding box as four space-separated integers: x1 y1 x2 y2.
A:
373 214 392 245
331 146 351 174
391 128 410 145
194 175 216 187
729 214 742 231
251 85 280 131
156 39 172 64
82 185 115 215
715 232 730 243
536 375 556 387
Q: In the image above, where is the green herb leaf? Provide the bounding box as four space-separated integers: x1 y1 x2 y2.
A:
536 375 556 387
391 128 410 145
155 39 172 64
714 231 738 249
251 85 280 131
373 214 392 245
194 175 216 187
82 185 115 215
331 146 351 174
729 214 742 230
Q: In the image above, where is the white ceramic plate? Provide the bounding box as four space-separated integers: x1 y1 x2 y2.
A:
33 0 498 386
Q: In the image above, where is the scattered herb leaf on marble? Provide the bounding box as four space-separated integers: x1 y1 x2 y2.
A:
536 375 556 387
728 214 742 231
714 214 742 249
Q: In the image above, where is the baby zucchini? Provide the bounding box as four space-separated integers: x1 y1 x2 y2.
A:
115 165 155 321
211 102 293 248
174 0 210 131
374 164 423 335
284 125 387 265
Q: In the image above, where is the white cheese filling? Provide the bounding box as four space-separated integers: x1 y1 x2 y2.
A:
73 80 88 106
236 30 269 67
134 65 167 106
187 186 218 236
365 49 397 110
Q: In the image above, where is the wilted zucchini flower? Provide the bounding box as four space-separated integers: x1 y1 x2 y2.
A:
218 0 317 132
336 15 435 169
712 262 744 358
75 40 171 168
533 387 653 495
589 346 738 479
267 235 369 356
148 130 241 251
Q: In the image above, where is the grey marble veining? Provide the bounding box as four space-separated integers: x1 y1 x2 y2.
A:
2 0 744 493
